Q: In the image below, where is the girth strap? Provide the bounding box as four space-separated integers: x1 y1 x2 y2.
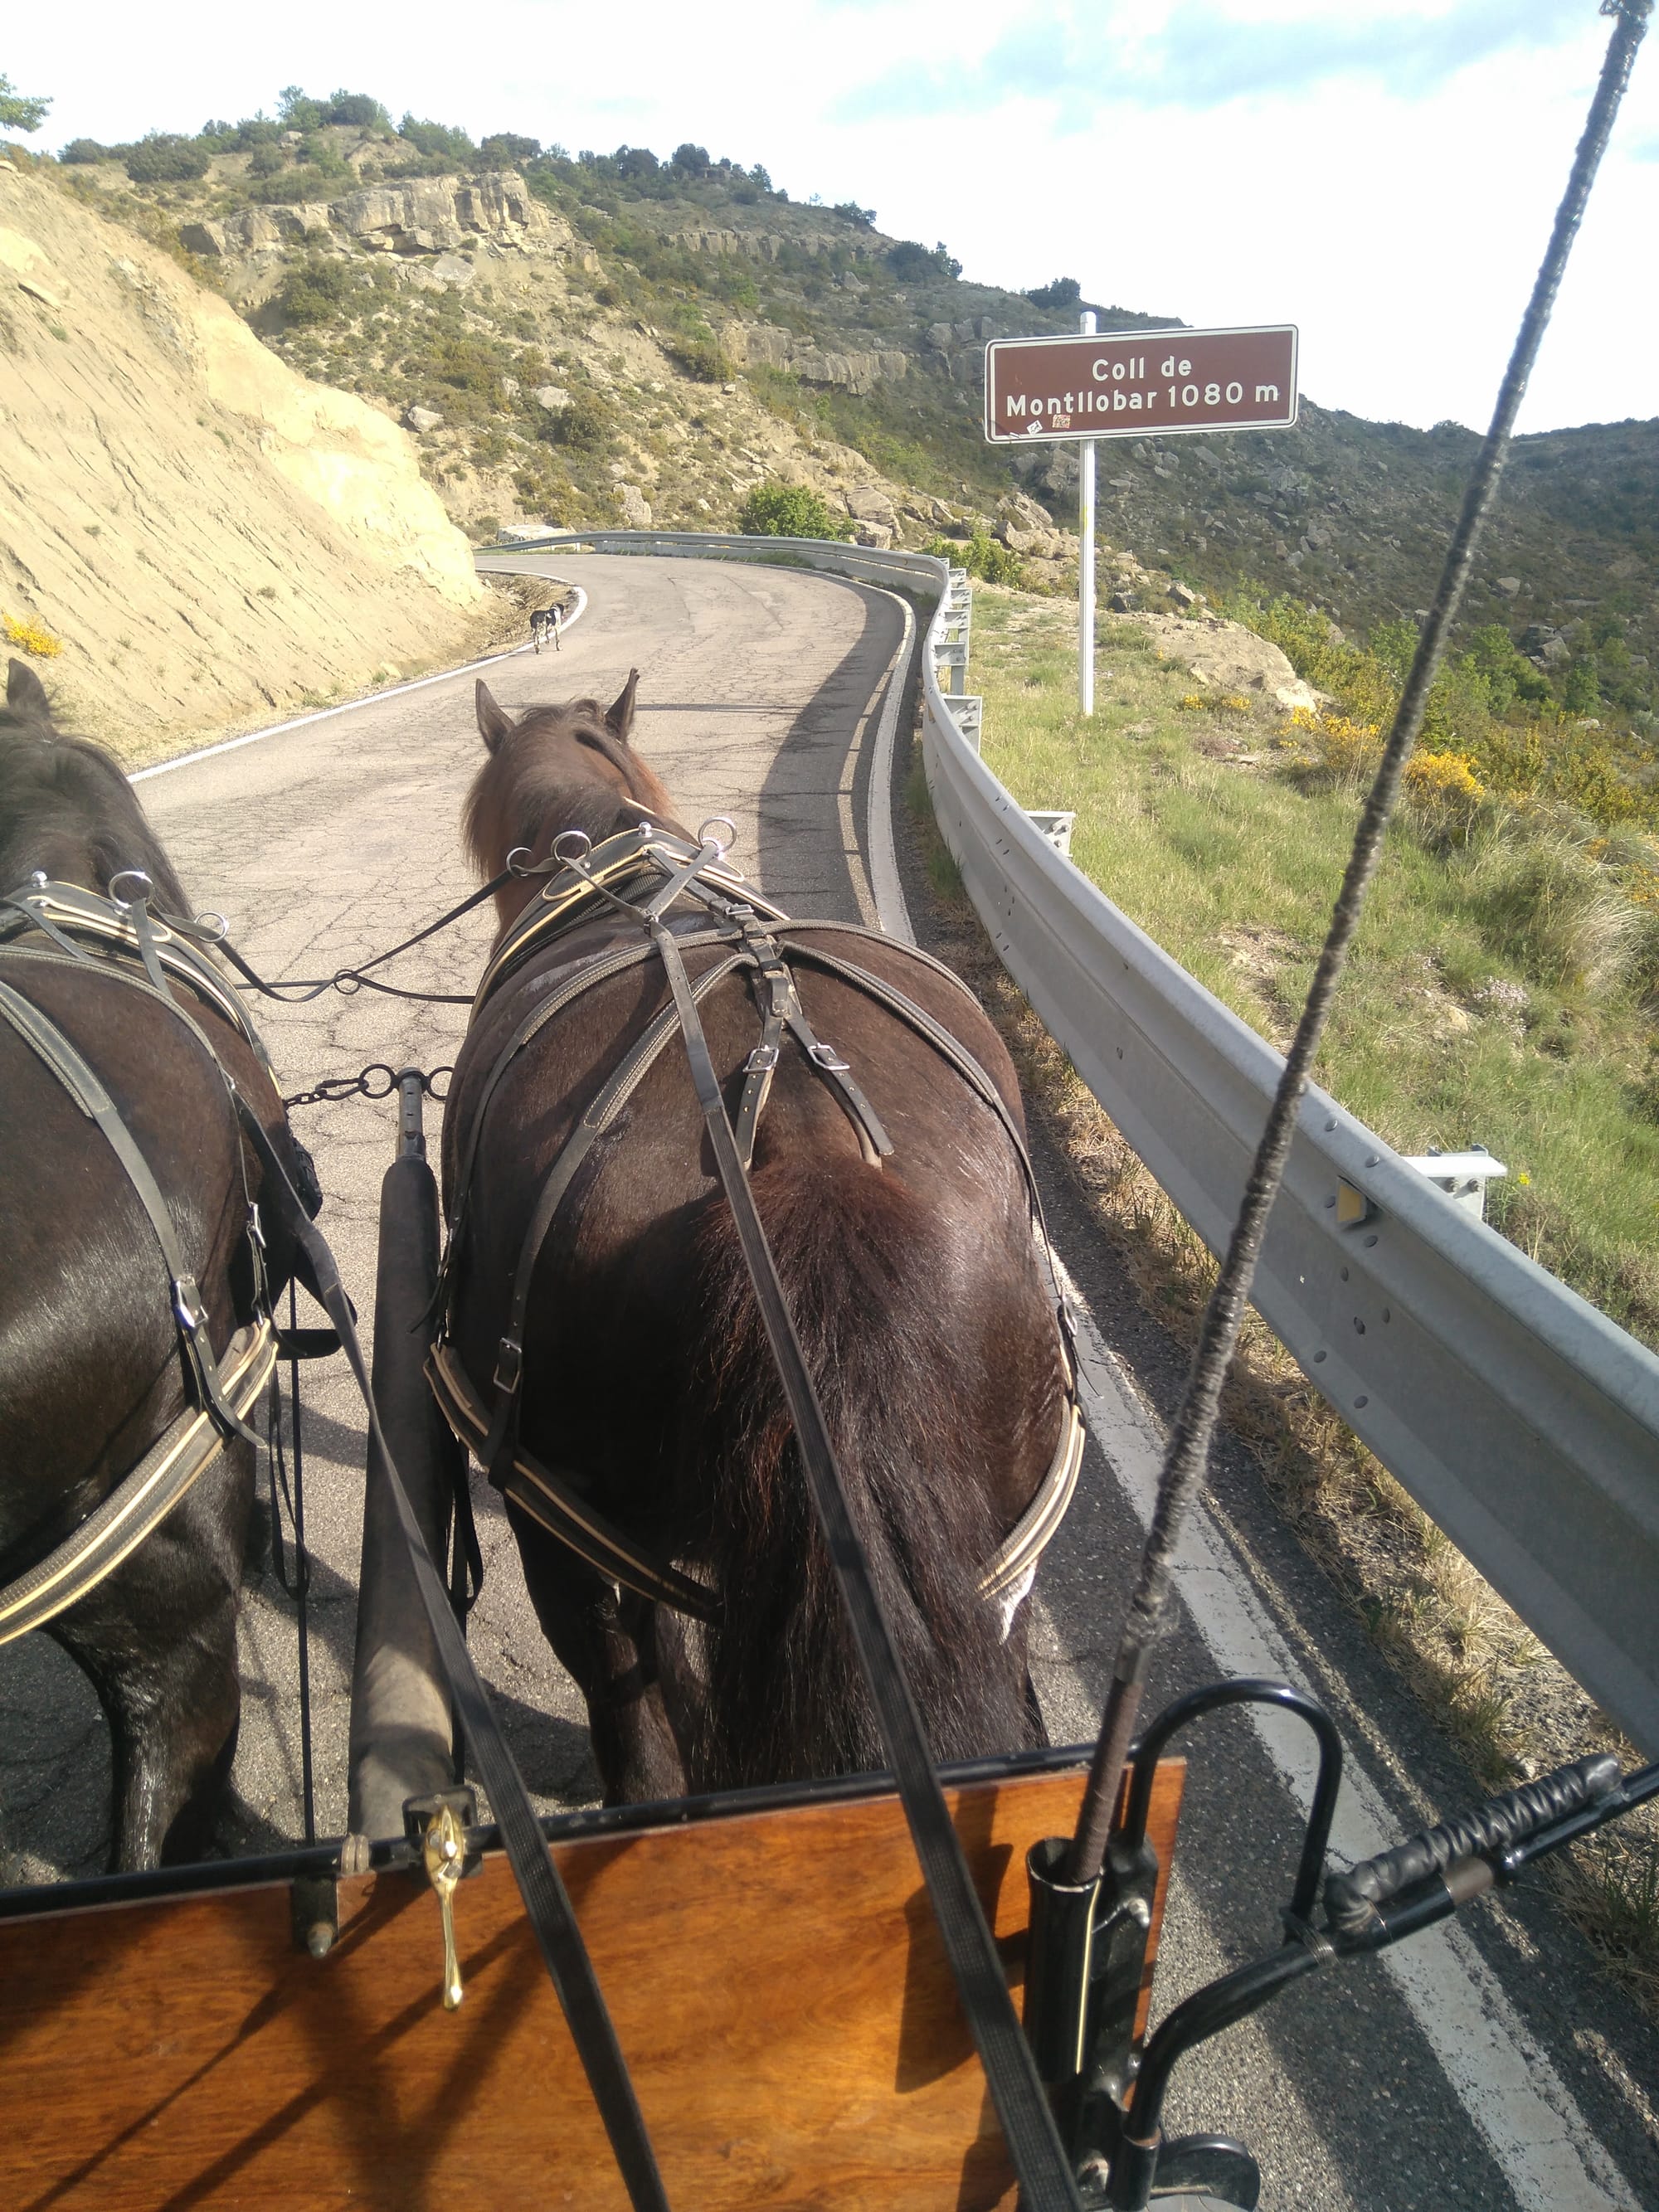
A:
0 976 261 1450
427 1343 718 1622
0 1321 278 1644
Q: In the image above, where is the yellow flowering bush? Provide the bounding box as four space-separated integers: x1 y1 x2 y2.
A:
2 611 62 658
1277 707 1384 781
1404 750 1485 803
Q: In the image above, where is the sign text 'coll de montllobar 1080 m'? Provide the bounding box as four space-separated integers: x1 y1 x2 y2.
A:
983 324 1298 445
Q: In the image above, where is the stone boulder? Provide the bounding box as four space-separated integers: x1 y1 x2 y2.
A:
1127 611 1326 713
853 522 894 550
533 385 571 411
405 406 444 432
845 486 898 526
616 484 653 528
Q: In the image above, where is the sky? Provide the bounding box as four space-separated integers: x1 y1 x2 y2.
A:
7 0 1657 435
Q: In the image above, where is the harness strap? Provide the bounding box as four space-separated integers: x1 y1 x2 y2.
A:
427 1343 718 1622
437 929 737 1331
0 1322 278 1644
231 1108 671 2212
0 977 261 1450
478 954 747 1477
648 915 1082 2210
0 880 270 1062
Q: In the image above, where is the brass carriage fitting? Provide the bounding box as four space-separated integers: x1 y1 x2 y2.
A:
404 1787 479 2014
424 1803 466 2010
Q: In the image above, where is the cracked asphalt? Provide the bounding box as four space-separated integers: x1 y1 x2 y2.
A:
2 551 1654 2210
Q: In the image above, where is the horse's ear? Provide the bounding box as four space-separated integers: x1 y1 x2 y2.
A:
476 678 513 754
6 658 52 724
606 668 640 744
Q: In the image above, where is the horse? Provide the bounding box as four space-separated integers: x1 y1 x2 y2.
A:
434 670 1081 1804
0 658 312 1869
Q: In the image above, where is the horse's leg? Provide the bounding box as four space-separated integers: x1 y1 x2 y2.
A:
46 1440 255 1869
507 1504 687 1803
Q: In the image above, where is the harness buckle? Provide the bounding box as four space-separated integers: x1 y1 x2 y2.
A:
745 1043 781 1075
246 1202 267 1252
494 1335 523 1395
810 1042 850 1072
173 1275 208 1334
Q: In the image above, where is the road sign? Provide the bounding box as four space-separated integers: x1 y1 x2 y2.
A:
984 324 1298 445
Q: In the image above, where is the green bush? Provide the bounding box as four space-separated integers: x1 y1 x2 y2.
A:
662 332 732 383
544 388 616 451
737 482 851 540
124 133 210 183
60 138 109 164
277 257 354 326
932 527 1025 587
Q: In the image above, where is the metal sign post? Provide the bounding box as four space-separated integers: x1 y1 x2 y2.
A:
984 321 1300 720
1078 311 1097 717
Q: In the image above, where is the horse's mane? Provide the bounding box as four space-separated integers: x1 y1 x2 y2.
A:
0 701 188 910
462 700 675 877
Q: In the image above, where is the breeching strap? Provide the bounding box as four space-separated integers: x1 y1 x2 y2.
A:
648 915 1082 2211
232 1107 672 2212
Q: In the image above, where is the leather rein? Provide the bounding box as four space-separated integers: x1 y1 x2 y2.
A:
426 819 1086 1628
0 874 283 1641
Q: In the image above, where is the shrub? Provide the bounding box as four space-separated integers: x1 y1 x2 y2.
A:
124 133 210 183
397 114 476 163
737 482 850 540
277 256 353 326
480 132 540 166
663 331 732 383
960 527 1024 587
3 611 62 657
1025 277 1082 309
544 388 616 451
886 239 961 282
323 90 390 130
60 138 109 164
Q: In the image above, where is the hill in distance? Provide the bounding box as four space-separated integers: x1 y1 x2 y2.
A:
17 90 1659 730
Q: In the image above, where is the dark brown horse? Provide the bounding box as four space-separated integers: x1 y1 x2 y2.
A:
440 671 1075 1803
0 659 309 1869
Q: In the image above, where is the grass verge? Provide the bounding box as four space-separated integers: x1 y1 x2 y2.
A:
907 584 1658 2013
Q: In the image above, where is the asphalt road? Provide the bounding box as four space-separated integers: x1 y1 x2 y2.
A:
2 551 1655 2210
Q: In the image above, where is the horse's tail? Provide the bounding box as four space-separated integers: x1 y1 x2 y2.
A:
675 1152 1038 1787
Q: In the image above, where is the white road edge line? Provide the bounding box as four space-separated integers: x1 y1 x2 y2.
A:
861 593 917 944
129 581 588 785
864 596 1637 2212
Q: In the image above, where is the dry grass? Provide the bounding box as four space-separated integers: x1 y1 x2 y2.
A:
903 630 1659 2016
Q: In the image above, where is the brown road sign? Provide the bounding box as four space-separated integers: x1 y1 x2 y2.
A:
984 324 1298 444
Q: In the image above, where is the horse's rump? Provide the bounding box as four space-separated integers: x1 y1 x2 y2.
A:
445 921 1067 1786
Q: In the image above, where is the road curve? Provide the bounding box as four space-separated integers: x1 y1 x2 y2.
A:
0 549 1652 2212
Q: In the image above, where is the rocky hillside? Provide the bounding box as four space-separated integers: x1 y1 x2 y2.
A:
18 102 1659 729
0 156 501 763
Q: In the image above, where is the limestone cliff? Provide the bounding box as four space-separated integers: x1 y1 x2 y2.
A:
0 163 490 764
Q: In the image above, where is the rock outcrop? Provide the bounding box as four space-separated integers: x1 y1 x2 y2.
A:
674 227 878 263
720 319 905 396
182 171 569 266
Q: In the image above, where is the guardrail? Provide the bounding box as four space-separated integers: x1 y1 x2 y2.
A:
483 528 1659 1753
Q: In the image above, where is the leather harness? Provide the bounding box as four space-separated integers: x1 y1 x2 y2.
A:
0 877 283 1641
426 822 1085 1625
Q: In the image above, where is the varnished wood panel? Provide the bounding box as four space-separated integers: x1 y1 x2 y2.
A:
0 1761 1182 2211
